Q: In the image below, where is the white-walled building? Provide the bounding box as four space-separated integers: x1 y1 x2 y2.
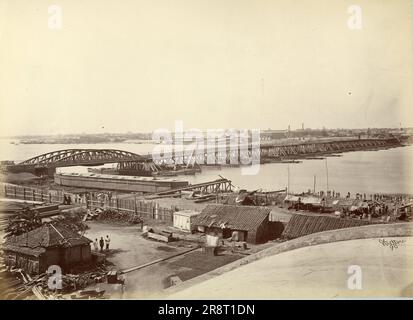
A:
173 210 200 232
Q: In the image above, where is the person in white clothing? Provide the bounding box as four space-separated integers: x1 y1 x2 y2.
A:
105 235 111 251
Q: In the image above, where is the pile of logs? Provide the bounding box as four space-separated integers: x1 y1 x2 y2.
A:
4 207 43 238
4 207 89 241
95 208 143 224
50 215 89 233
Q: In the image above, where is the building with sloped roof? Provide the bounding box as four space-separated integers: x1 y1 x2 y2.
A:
3 224 92 274
193 204 284 244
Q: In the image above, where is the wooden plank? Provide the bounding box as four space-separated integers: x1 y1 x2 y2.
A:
147 232 171 242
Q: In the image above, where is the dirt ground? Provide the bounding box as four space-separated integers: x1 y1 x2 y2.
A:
84 221 245 299
163 251 243 283
84 222 187 270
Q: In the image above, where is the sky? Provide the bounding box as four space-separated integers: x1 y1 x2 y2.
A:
0 0 413 136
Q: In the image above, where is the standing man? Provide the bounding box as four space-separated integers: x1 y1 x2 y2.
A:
93 238 99 251
99 237 104 252
105 235 111 251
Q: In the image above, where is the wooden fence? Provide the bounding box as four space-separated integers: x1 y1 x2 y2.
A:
87 195 175 222
2 183 175 222
2 183 71 204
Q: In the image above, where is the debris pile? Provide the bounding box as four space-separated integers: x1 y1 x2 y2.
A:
0 253 31 300
50 214 89 233
5 207 42 238
94 208 143 224
5 207 89 239
16 264 109 299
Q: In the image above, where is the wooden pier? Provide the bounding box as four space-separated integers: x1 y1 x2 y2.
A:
148 178 232 197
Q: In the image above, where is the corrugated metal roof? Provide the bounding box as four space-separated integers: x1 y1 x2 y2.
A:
174 210 200 217
193 204 271 231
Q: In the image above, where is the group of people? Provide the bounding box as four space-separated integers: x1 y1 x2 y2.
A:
93 235 111 252
63 193 88 205
63 194 72 205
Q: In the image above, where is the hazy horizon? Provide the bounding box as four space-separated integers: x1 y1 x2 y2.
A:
0 125 410 139
1 0 413 136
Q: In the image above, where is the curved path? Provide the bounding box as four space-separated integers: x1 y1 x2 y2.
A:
167 236 413 299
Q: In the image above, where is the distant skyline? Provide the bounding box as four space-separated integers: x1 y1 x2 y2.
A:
1 125 409 139
1 0 413 136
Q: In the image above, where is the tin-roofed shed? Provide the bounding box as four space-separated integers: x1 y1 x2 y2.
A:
173 210 200 232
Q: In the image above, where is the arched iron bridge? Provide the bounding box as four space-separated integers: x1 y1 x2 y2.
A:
5 137 403 176
7 149 151 174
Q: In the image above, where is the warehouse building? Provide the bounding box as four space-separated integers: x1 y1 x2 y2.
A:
193 204 284 244
54 172 188 194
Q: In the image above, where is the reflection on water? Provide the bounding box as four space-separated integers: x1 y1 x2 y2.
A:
1 139 412 195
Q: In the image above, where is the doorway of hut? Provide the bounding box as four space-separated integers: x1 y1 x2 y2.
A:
222 228 232 239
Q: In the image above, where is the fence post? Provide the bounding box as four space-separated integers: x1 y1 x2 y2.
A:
14 186 17 198
87 192 91 209
33 190 36 201
116 198 119 212
49 193 52 203
23 188 26 200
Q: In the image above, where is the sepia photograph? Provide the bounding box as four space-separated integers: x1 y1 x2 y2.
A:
0 0 412 307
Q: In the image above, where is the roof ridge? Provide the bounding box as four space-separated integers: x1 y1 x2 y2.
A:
43 224 51 246
195 204 271 231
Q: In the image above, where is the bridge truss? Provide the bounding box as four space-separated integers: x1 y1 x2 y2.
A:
18 149 146 166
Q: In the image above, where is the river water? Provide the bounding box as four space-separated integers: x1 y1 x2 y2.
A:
1 139 412 196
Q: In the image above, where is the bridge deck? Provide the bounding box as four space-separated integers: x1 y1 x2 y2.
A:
3 137 404 175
